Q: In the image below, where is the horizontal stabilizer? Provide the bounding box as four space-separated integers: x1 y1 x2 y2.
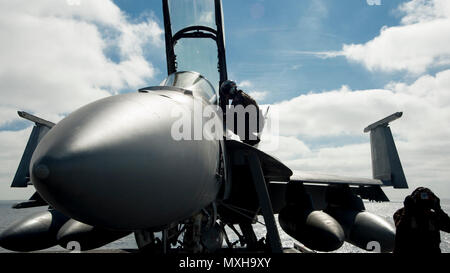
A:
353 186 389 202
12 192 47 209
11 112 55 188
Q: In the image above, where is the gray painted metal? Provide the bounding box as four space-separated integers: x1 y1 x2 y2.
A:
139 85 191 94
12 191 47 209
225 140 292 181
162 0 176 75
326 208 395 253
290 171 383 186
247 151 283 253
12 112 54 187
214 0 228 84
18 111 55 128
57 219 130 251
383 127 408 188
348 211 395 252
290 112 408 189
0 209 70 252
30 90 221 230
363 112 402 133
12 126 40 188
269 183 389 213
278 209 345 252
276 182 344 252
370 126 392 182
366 114 408 189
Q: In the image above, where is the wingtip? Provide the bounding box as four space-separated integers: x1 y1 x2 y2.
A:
363 112 404 133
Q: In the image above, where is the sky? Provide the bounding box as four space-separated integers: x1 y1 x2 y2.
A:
0 0 449 201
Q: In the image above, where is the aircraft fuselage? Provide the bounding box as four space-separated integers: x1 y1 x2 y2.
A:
30 88 222 230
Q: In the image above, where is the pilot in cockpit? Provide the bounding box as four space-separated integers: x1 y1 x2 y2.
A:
219 80 262 146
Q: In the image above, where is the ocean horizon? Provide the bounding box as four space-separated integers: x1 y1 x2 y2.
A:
0 200 449 253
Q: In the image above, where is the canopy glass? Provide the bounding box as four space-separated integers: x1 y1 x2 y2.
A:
163 0 227 94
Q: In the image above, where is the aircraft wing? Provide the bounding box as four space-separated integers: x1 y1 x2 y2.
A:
290 171 383 186
225 139 292 182
268 170 389 211
284 171 389 204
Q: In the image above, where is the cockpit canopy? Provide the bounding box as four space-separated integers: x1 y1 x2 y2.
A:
163 0 227 93
161 71 217 104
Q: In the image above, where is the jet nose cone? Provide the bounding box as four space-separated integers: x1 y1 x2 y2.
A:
30 92 221 230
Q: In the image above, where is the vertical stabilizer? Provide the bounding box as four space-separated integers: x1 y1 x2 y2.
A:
11 112 54 188
364 112 408 189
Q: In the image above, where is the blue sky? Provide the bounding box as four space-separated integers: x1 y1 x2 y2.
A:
1 0 450 200
113 0 411 103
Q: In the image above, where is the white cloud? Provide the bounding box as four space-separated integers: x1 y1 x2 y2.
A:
341 19 450 74
367 0 382 6
0 128 35 200
344 0 450 74
272 85 397 137
399 0 450 24
0 0 163 127
260 69 450 200
199 11 214 25
0 0 164 199
237 80 269 102
248 91 268 101
1 0 449 203
285 50 343 59
298 0 450 74
260 136 312 161
0 106 21 127
238 80 253 88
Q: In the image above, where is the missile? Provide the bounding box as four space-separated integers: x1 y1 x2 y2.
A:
57 219 131 251
278 206 345 252
29 91 221 230
0 209 69 252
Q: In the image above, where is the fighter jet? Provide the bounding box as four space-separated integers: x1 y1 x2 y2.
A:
0 0 408 253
